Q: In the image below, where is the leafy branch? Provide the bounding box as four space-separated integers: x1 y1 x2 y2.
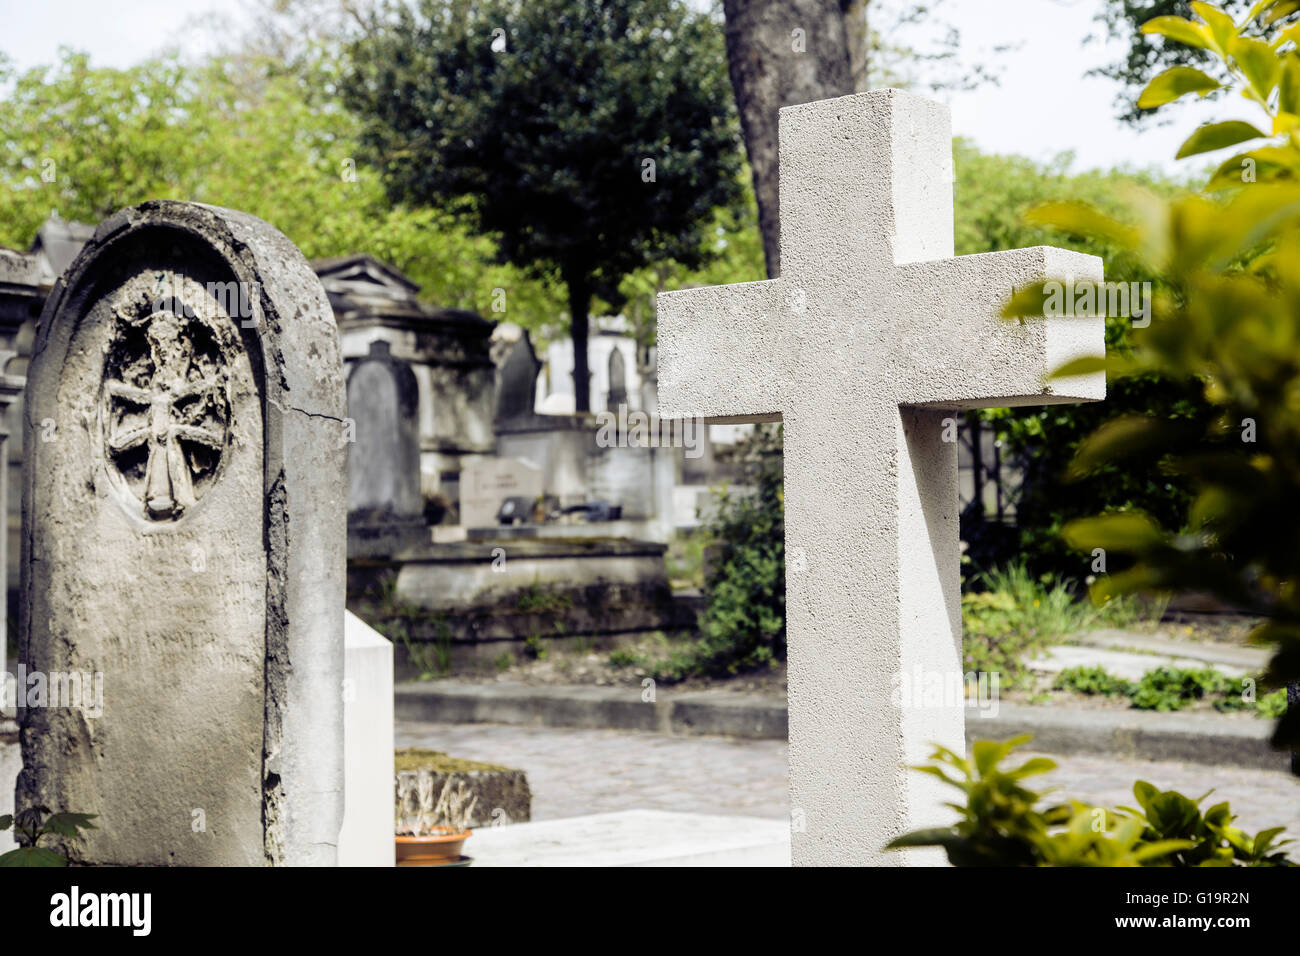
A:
0 806 98 867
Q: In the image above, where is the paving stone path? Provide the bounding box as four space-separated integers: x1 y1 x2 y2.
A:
397 720 1300 845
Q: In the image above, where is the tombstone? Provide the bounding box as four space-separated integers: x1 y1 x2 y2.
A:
494 330 542 423
459 456 544 528
656 90 1105 865
17 200 348 866
318 255 496 502
606 346 628 411
338 610 394 866
347 340 426 557
0 249 42 688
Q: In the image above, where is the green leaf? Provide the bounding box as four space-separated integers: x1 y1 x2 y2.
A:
885 827 959 850
1142 16 1213 50
1251 826 1288 854
1177 120 1267 159
40 813 98 839
1259 0 1300 27
1191 2 1237 50
1280 55 1300 113
1049 356 1108 378
1231 36 1283 100
0 847 67 867
1065 416 1164 478
1008 757 1057 779
1249 0 1284 20
1001 281 1055 320
1063 513 1167 553
0 815 10 832
1133 839 1198 861
1023 201 1140 246
1137 67 1222 109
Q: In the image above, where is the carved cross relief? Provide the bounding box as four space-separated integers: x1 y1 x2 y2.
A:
102 286 232 521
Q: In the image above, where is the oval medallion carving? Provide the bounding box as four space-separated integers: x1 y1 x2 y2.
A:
101 277 233 521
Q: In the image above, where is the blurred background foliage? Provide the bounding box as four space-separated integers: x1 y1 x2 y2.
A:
1019 0 1300 755
7 0 1295 691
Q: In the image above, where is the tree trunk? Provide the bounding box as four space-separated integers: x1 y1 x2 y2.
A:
842 0 870 93
565 269 592 413
722 0 856 278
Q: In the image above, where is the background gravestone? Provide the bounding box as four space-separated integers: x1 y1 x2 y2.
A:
347 340 425 557
494 330 542 424
459 455 544 528
606 347 627 410
17 200 347 866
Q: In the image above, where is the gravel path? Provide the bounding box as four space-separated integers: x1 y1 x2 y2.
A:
396 720 1300 845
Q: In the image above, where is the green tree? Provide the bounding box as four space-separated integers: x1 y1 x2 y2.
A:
1089 0 1287 123
0 49 567 330
340 0 746 411
1010 0 1300 764
950 141 1209 577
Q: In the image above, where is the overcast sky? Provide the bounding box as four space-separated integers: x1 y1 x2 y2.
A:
0 0 1247 176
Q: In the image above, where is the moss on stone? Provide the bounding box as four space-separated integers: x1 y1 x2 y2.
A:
394 748 512 774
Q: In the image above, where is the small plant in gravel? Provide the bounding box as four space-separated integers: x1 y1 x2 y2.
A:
888 736 1294 866
1131 666 1237 712
607 648 639 668
1053 664 1133 697
1053 664 1285 715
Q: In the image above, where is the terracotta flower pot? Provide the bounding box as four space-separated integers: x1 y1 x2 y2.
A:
395 828 472 866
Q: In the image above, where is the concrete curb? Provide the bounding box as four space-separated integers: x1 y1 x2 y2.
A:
395 681 787 740
395 682 1290 771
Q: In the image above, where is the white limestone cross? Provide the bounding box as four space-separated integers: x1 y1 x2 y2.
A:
656 89 1105 866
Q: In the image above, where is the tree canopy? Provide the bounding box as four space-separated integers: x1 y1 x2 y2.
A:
0 48 567 330
339 0 746 411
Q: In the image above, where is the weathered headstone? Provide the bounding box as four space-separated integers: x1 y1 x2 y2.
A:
347 339 425 557
459 455 543 528
606 346 627 411
494 330 542 423
656 90 1104 865
18 200 347 866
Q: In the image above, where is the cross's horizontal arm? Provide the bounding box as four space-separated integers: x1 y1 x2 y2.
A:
171 424 223 448
891 246 1105 408
656 278 787 423
105 381 153 404
107 425 149 453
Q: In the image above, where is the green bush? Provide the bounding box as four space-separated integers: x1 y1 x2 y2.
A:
1011 0 1300 757
693 423 785 675
962 562 1152 685
1131 666 1235 711
1053 663 1285 715
638 423 784 681
888 736 1293 866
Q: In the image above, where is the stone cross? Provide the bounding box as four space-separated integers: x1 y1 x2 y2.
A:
18 200 347 865
104 310 227 520
656 90 1105 865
